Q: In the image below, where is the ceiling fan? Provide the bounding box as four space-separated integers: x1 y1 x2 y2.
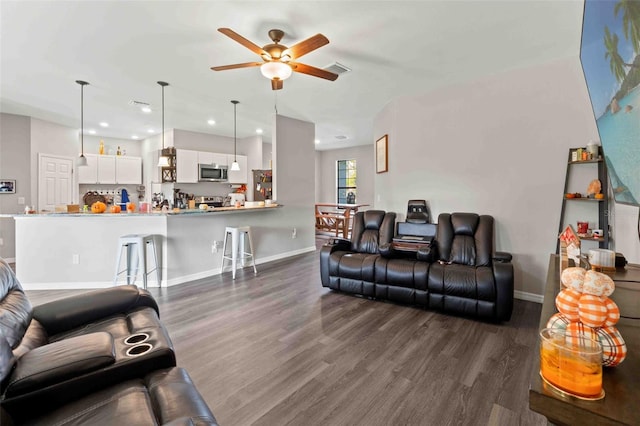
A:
211 28 338 90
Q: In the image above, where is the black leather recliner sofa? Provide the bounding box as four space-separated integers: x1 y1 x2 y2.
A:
321 211 514 322
0 258 217 425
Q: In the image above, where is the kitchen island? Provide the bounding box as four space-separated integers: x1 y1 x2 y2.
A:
11 204 314 289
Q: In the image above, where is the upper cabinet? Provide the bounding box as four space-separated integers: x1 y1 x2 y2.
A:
227 154 248 184
198 151 227 166
78 154 115 184
176 149 199 183
115 156 142 184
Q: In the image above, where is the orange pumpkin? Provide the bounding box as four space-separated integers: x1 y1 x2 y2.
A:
91 201 107 213
110 205 122 213
126 202 136 213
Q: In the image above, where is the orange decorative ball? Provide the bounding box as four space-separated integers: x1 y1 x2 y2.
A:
91 201 107 213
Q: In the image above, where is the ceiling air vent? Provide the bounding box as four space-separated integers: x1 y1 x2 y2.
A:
323 62 351 75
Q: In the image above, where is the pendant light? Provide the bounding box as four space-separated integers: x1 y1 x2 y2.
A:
230 100 240 171
76 80 89 167
157 81 170 167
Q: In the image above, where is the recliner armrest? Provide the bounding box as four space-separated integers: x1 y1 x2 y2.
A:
4 332 115 398
416 246 437 263
326 237 351 250
33 285 159 336
494 251 512 263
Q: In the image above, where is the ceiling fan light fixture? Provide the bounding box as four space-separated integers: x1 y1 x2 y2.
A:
261 62 292 80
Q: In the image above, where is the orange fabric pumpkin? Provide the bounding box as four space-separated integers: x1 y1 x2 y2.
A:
110 205 121 213
91 201 107 213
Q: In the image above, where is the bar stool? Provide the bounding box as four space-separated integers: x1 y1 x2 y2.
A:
221 226 257 279
114 234 161 289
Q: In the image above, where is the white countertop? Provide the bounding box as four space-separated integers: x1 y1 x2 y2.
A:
6 204 282 218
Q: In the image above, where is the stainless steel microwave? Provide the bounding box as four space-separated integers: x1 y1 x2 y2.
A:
198 164 228 182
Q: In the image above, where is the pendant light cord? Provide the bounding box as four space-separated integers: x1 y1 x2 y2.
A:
80 83 84 154
231 100 239 162
157 82 169 152
162 84 164 150
75 80 89 159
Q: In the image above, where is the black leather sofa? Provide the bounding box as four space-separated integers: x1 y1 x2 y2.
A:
0 258 217 424
320 211 514 322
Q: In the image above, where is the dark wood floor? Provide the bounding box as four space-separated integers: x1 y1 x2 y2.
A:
25 237 547 425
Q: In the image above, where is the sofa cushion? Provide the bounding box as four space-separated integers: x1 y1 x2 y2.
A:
11 320 47 360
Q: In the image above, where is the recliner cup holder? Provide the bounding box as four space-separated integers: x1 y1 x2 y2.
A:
124 332 150 345
126 343 153 357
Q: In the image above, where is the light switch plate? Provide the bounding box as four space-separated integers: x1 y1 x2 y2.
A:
18 197 25 205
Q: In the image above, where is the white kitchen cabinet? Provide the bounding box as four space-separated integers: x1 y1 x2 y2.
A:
116 156 142 184
77 154 99 183
78 154 142 184
198 151 227 166
176 149 199 183
78 154 116 184
227 154 248 183
97 156 116 184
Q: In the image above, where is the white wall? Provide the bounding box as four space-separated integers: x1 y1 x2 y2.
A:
315 145 374 208
0 113 31 260
373 57 613 299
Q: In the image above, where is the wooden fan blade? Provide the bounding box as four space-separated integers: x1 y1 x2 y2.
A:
289 62 338 81
284 34 329 59
211 62 262 71
271 79 284 90
218 28 267 57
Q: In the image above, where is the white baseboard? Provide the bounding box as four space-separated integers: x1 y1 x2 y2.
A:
515 290 543 304
21 246 317 290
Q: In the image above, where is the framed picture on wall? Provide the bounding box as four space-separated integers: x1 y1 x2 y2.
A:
376 134 388 173
0 180 16 194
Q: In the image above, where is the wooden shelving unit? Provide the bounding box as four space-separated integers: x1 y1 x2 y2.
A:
161 147 176 183
556 146 609 253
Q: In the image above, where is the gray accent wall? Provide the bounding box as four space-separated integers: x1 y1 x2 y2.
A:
273 114 315 249
0 113 31 260
373 57 616 298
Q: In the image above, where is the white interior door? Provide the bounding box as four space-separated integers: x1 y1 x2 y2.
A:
38 154 73 212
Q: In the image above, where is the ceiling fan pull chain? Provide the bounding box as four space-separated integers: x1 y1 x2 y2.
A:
274 91 278 114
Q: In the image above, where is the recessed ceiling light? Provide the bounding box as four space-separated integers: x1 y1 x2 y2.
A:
88 129 96 134
315 139 320 144
99 122 109 127
256 128 263 134
147 128 154 133
132 135 139 140
207 119 216 126
141 106 152 113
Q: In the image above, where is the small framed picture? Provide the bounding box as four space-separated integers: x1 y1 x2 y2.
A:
376 134 388 173
0 180 16 194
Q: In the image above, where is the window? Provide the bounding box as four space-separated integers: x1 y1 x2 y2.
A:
337 160 357 204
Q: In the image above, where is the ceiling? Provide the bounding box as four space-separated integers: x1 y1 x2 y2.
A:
0 1 584 151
